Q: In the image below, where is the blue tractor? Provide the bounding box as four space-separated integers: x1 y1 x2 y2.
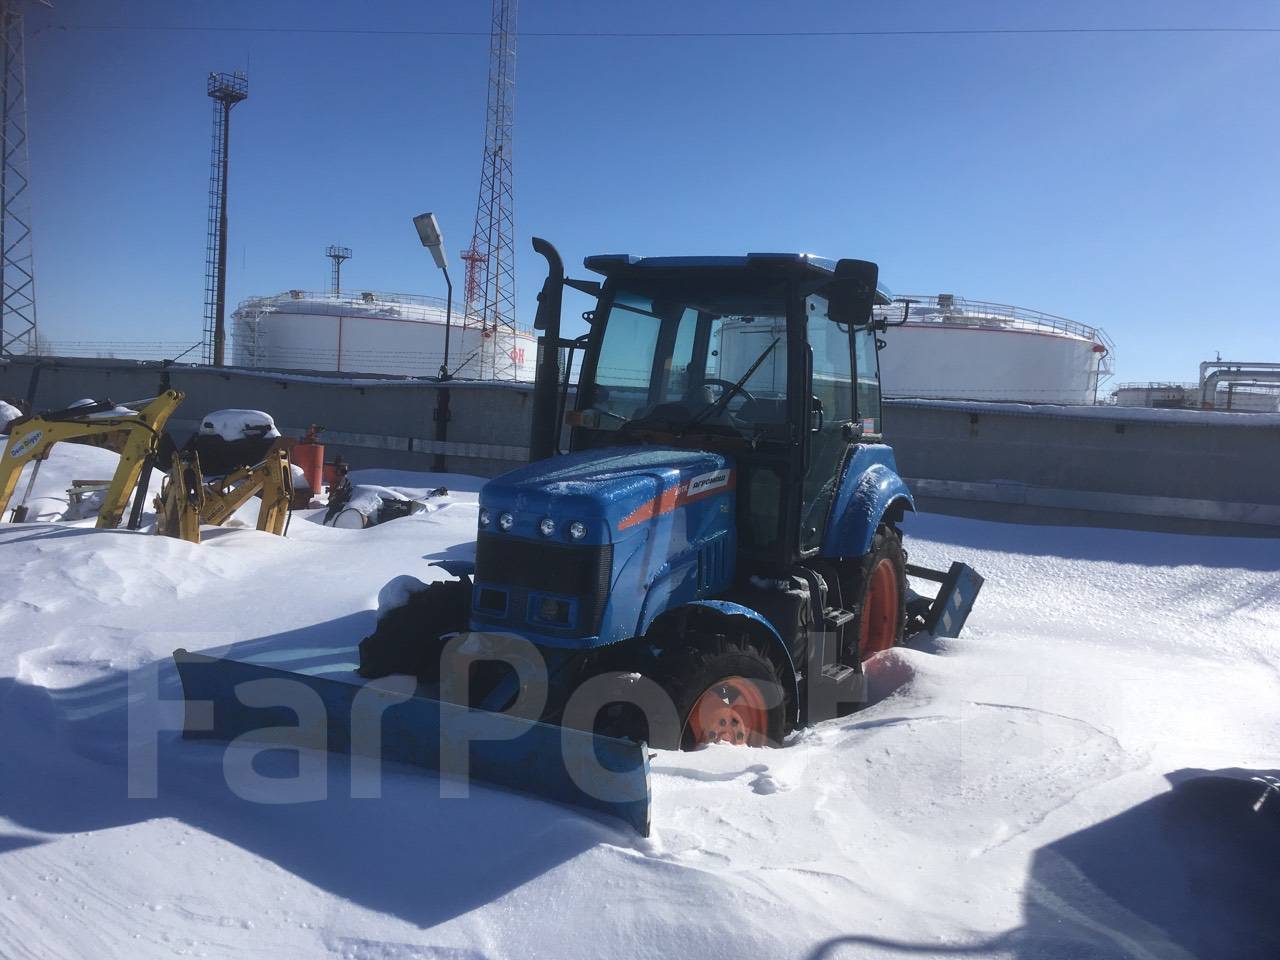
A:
174 241 982 833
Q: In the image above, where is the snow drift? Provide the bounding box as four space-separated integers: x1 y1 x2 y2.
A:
0 447 1276 959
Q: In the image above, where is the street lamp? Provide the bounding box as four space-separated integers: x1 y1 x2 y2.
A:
413 212 452 379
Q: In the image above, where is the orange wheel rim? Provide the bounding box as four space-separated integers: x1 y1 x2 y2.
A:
859 558 900 659
686 676 769 747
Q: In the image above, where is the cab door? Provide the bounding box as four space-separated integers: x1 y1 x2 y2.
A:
799 293 856 552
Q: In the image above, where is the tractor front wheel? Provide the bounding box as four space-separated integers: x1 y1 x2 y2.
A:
658 642 786 750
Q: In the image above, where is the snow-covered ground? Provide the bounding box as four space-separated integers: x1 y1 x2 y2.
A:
0 447 1276 959
0 442 167 523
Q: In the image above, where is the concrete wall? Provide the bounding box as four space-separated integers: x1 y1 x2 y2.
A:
4 357 1278 536
884 399 1280 537
0 357 533 479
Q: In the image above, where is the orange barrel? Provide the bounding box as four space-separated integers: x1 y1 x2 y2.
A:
292 425 325 494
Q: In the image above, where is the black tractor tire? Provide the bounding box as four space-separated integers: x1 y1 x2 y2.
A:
845 525 908 662
655 638 788 750
357 578 470 681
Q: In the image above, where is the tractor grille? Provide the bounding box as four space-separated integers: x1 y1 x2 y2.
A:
473 534 613 636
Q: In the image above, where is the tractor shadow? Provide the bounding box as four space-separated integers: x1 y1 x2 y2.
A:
0 613 620 929
1012 767 1280 959
804 768 1280 960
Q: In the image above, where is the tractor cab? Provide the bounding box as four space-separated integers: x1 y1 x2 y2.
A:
544 252 893 572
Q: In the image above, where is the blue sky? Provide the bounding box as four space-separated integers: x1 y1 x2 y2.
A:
23 0 1280 384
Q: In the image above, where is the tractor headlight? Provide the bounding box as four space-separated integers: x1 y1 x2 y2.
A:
478 508 491 528
568 520 587 540
538 517 556 537
498 511 514 531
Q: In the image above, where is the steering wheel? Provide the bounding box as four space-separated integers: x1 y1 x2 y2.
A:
702 379 757 409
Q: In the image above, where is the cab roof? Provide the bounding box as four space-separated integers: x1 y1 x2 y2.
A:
583 252 894 304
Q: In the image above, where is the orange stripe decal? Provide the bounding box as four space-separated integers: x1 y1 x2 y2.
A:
617 469 734 531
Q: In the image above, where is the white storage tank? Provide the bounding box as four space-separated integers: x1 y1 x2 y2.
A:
230 290 537 381
874 294 1114 404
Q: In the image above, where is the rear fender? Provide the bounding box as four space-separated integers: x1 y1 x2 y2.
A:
822 445 916 558
646 599 800 728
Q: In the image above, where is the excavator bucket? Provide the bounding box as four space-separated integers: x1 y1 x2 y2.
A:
171 647 653 836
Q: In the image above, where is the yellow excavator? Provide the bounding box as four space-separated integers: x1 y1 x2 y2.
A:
154 447 293 544
0 390 185 527
2 389 294 543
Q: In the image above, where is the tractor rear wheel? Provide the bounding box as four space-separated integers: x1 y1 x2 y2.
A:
850 526 907 661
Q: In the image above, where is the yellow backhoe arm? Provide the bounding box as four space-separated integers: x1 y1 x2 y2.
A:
155 451 206 544
254 448 294 536
0 390 184 527
96 391 184 528
155 447 293 544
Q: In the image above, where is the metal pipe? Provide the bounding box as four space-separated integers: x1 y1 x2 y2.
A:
10 457 41 522
1201 368 1280 409
440 266 452 380
529 237 564 463
1200 359 1280 385
432 387 450 473
213 98 232 367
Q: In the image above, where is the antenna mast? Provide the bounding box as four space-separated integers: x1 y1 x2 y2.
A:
461 0 517 380
0 0 45 357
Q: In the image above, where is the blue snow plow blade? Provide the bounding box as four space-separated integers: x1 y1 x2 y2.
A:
172 649 652 836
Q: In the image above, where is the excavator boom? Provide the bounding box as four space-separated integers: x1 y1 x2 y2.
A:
155 447 293 543
0 390 184 526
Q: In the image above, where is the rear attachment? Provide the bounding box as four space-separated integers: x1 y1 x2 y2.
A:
172 648 652 835
905 562 985 638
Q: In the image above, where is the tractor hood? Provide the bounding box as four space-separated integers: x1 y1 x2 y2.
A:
480 446 733 543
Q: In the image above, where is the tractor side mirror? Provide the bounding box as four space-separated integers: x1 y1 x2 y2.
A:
826 259 879 328
869 297 914 332
810 395 824 432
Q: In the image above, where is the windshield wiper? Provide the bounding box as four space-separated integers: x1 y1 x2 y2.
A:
591 407 630 426
678 337 780 435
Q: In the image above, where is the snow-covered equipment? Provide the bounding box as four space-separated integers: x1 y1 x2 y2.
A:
0 390 185 527
0 398 23 432
173 242 983 834
322 475 450 528
185 409 282 479
198 409 280 441
154 446 293 544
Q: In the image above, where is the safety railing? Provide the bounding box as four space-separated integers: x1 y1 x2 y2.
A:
875 294 1116 382
233 289 535 338
1114 381 1198 391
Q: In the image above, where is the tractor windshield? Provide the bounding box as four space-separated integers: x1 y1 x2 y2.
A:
579 276 791 443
